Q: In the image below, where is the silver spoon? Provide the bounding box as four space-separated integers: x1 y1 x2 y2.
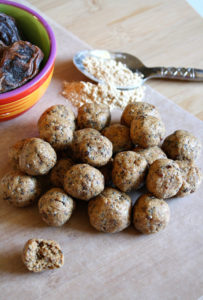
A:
73 49 203 90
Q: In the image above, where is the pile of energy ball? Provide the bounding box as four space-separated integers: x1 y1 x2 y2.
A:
1 102 202 272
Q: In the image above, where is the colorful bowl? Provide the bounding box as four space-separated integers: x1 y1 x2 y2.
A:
0 0 56 121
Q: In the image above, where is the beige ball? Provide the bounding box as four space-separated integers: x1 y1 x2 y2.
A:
133 194 170 234
88 187 132 233
102 123 132 154
176 160 202 197
38 188 75 226
121 102 161 127
130 115 165 148
77 102 111 131
78 135 113 167
64 164 104 201
19 138 57 176
1 170 41 207
146 159 183 199
112 151 148 192
162 130 201 161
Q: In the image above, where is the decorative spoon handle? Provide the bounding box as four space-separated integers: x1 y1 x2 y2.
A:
146 67 203 81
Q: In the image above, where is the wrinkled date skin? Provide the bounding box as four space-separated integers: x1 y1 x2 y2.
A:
0 41 44 93
0 13 21 48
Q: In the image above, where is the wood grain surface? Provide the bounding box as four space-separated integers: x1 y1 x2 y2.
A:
28 0 203 120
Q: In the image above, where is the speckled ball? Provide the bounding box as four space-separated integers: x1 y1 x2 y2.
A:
133 194 170 234
121 102 161 127
77 102 111 131
38 188 75 226
130 115 165 148
146 159 183 199
1 170 41 207
88 187 132 233
64 164 104 201
162 130 201 161
19 138 57 176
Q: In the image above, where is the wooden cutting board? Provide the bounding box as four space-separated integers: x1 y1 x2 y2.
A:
0 3 203 300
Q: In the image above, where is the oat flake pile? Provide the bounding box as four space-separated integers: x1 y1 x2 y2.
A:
62 55 145 109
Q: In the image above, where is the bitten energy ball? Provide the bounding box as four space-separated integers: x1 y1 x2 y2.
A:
176 160 202 197
133 194 170 234
38 105 76 150
50 158 74 187
38 188 75 226
112 151 148 192
146 159 183 199
0 170 41 207
130 115 165 148
162 130 202 161
133 146 167 165
88 187 132 233
71 128 101 160
102 123 132 154
8 138 29 169
22 239 64 272
121 102 161 127
64 164 104 201
78 135 113 167
19 138 57 176
77 102 111 131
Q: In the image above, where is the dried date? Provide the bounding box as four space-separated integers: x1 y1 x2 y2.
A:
0 41 44 93
0 13 21 48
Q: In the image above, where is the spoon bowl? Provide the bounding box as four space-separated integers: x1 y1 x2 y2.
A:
73 49 203 90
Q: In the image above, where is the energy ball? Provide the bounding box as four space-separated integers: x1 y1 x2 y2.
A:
88 187 132 233
71 128 101 160
0 170 41 207
50 158 74 187
8 138 29 169
130 115 165 148
39 104 75 124
64 164 104 201
38 188 75 226
77 102 111 131
112 151 148 192
102 123 133 154
121 102 161 127
176 160 202 197
38 105 76 151
78 135 113 167
146 159 183 199
22 238 64 272
133 146 167 165
133 194 170 234
19 138 57 176
162 130 202 161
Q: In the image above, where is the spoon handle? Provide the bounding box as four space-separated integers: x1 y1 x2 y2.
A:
146 67 203 81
